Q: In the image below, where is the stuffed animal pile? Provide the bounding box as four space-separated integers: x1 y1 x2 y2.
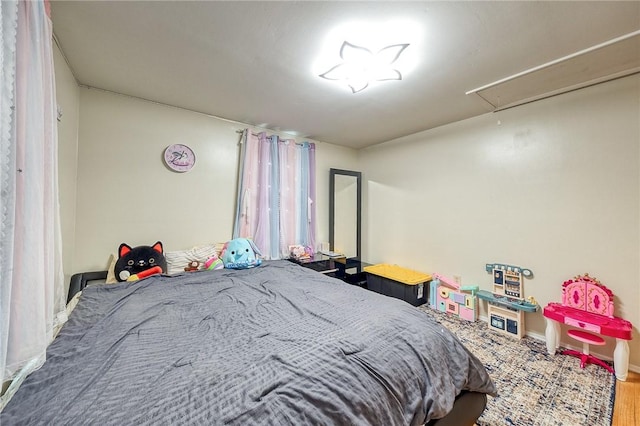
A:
113 239 261 280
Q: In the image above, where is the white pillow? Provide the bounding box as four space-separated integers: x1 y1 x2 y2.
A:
165 243 224 275
105 253 118 284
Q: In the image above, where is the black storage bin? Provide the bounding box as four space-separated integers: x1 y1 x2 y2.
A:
364 264 431 306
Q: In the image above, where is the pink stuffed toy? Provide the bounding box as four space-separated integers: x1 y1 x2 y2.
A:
204 254 224 270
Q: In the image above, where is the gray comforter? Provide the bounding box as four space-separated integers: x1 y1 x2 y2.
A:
1 261 495 425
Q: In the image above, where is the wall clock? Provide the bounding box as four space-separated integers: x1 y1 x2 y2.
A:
163 144 196 172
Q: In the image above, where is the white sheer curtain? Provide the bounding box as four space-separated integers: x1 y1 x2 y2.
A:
0 0 66 406
233 130 316 259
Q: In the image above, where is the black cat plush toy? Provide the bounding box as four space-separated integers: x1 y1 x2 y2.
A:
114 241 167 282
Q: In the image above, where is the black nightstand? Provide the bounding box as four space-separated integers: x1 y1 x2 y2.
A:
290 255 370 287
334 258 370 287
288 254 345 275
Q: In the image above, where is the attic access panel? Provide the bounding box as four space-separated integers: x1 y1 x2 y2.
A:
467 30 640 111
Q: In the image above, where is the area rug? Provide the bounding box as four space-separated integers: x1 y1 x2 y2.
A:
417 306 616 426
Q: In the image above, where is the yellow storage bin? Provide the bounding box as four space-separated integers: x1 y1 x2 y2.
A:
363 264 431 306
363 264 431 285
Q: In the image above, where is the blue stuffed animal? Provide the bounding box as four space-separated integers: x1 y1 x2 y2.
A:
221 238 263 269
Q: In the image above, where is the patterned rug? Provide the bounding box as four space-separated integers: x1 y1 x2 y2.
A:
417 306 616 426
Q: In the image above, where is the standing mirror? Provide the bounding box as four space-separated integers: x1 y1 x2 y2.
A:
329 168 361 259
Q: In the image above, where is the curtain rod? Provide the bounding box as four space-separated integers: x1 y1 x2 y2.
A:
236 129 261 136
236 129 297 139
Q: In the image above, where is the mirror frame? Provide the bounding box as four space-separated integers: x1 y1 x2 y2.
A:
329 168 362 259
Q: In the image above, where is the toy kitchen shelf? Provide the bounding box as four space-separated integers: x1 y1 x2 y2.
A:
477 263 538 339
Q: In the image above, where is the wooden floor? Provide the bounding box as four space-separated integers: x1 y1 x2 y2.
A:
612 370 640 426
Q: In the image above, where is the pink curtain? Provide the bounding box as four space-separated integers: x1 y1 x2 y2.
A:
1 0 65 402
233 130 316 259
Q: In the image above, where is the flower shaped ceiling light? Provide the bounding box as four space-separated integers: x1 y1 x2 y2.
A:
319 41 410 93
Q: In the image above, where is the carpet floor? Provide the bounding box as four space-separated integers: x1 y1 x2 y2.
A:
417 306 616 426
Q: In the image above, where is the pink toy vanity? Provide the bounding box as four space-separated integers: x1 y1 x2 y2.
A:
543 274 633 381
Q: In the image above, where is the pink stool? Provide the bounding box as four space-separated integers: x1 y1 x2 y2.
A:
563 329 614 374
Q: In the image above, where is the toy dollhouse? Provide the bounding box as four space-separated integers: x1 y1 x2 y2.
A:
429 273 479 321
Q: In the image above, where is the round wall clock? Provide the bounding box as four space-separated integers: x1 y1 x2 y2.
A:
163 144 196 172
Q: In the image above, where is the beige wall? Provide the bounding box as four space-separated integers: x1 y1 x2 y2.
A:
360 74 640 370
53 43 80 292
72 88 358 273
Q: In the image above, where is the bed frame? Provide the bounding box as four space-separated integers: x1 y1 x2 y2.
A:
66 271 488 425
67 270 107 303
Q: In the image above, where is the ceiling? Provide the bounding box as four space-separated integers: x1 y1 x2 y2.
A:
50 1 640 149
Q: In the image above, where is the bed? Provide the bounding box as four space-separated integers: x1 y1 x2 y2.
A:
1 260 496 425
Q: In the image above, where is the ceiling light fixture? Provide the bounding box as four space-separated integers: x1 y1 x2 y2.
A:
319 41 409 93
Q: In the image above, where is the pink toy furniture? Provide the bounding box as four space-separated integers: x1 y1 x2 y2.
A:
543 274 633 381
564 329 614 374
429 273 478 322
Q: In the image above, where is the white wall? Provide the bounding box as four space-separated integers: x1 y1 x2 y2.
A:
72 88 358 273
360 74 640 369
53 43 80 291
